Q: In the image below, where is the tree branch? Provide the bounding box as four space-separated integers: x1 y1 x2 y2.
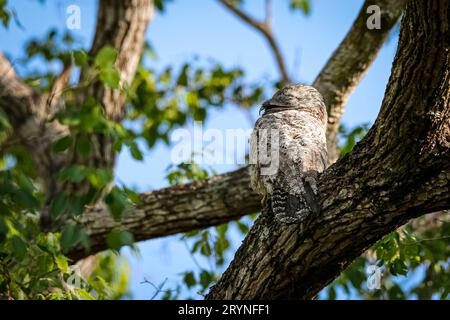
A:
70 167 260 259
206 0 450 299
218 0 290 83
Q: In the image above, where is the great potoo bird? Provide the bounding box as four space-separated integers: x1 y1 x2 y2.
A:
249 84 328 224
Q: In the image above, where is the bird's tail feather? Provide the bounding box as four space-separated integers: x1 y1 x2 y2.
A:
271 179 320 224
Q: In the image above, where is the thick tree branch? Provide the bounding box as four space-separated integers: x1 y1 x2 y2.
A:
70 167 260 259
313 0 405 164
218 0 290 83
206 0 450 299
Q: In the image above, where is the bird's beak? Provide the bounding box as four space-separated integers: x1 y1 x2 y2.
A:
259 105 265 115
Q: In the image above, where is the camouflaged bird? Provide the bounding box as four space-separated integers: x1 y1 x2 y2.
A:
249 84 328 224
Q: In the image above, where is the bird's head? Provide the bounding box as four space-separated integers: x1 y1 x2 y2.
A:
259 84 326 116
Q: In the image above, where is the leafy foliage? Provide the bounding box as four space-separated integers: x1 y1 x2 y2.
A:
0 0 11 27
325 222 450 300
290 0 311 15
338 123 370 156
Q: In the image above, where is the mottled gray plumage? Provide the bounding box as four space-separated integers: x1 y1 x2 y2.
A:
250 84 328 224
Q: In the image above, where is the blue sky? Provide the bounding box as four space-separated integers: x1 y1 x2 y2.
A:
0 0 401 299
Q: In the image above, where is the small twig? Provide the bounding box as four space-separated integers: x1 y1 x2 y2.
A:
217 0 290 84
140 277 174 300
43 63 73 112
183 239 206 270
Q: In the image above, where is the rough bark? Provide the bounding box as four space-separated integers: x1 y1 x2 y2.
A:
206 0 450 299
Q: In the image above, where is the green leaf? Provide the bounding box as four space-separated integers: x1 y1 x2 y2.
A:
37 254 55 274
73 50 88 66
59 165 89 183
87 168 113 189
75 134 91 156
235 220 249 234
50 193 69 218
76 288 95 300
53 135 73 153
94 46 117 69
99 67 120 89
329 286 337 300
0 0 11 28
183 272 196 288
290 0 311 15
177 64 189 86
154 0 167 12
0 218 7 243
37 232 61 256
17 173 35 192
105 187 129 220
10 236 28 259
123 187 142 205
129 143 143 161
12 189 40 209
199 270 214 289
390 259 409 276
55 255 69 273
106 229 134 251
60 224 90 252
200 240 212 257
